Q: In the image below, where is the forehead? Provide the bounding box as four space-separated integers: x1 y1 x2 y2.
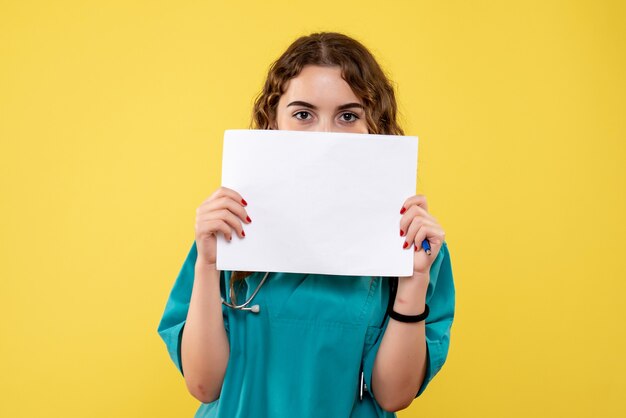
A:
280 65 362 104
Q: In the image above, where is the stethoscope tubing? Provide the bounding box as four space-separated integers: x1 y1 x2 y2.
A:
221 271 270 312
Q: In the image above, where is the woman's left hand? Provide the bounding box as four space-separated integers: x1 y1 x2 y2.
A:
399 194 446 278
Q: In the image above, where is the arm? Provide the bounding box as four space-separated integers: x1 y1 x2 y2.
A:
366 194 454 411
181 261 230 403
370 274 429 412
369 240 455 412
159 188 247 403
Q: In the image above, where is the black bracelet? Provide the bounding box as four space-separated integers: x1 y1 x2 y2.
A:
388 304 429 323
385 276 429 323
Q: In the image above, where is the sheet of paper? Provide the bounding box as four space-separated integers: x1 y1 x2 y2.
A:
216 129 418 277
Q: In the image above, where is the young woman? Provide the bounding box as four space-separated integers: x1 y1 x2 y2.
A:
157 32 455 418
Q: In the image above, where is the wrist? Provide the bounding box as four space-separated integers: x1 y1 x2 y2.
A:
393 278 427 316
195 259 218 271
392 297 426 316
398 272 429 293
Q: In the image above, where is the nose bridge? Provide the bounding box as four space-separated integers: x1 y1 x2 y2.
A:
320 115 334 132
320 115 333 132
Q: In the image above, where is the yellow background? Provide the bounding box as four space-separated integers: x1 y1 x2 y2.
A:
1 1 625 417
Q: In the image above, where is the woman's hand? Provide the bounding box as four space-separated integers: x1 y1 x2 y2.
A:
399 194 446 279
195 187 251 267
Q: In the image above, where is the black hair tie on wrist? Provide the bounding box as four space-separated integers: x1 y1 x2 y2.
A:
386 277 430 323
388 304 429 323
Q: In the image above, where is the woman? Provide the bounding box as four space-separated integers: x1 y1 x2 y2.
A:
157 32 455 418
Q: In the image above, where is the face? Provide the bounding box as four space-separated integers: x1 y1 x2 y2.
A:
273 65 369 133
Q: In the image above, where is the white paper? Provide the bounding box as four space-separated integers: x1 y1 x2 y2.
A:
216 129 418 277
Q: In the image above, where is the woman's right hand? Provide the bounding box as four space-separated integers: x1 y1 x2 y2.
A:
195 186 251 267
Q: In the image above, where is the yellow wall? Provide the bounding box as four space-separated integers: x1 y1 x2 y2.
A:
1 1 624 417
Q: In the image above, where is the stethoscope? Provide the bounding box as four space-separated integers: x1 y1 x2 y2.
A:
221 271 270 313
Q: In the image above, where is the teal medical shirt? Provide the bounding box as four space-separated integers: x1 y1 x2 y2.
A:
157 240 455 418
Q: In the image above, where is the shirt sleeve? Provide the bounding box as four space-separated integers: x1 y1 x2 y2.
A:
156 240 230 376
362 240 456 401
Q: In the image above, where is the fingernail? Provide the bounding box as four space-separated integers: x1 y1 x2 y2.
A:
400 207 406 214
246 216 252 223
415 244 419 251
241 198 248 206
242 229 246 237
403 241 409 249
400 229 404 237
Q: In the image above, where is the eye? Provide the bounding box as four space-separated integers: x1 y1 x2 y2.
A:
340 112 359 123
293 111 312 121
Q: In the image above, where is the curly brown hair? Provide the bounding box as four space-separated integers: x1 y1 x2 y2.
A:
229 31 404 301
250 32 404 135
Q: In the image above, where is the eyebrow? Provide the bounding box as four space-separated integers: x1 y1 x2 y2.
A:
286 101 364 111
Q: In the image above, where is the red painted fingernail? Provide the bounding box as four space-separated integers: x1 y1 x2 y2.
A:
403 241 409 249
415 244 419 251
400 229 404 237
246 216 252 223
242 229 245 237
400 207 406 214
241 198 247 206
